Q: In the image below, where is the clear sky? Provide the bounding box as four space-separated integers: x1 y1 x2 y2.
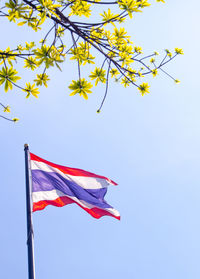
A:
1 1 200 279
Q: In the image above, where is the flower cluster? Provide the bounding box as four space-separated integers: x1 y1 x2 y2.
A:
0 0 182 120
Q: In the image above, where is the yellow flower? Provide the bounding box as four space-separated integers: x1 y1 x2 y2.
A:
175 79 180 84
69 79 93 100
12 118 19 122
118 0 142 18
152 69 158 77
113 27 130 45
100 9 117 26
25 42 36 50
138 82 150 96
150 58 155 63
138 71 144 77
24 57 37 70
175 48 184 55
121 77 130 87
23 83 40 98
110 68 119 78
56 27 65 37
70 45 95 65
89 68 106 86
0 67 21 92
134 46 143 54
119 52 133 67
165 49 172 57
69 0 91 17
34 73 50 87
4 106 11 113
127 68 136 82
137 0 151 8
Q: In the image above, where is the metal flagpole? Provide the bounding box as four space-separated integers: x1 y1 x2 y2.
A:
24 144 35 279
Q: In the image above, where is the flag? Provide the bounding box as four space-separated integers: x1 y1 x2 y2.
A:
30 153 120 220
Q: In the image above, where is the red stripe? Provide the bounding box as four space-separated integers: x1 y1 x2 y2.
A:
33 196 120 220
30 153 117 185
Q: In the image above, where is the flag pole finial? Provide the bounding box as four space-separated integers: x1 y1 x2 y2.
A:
24 143 29 149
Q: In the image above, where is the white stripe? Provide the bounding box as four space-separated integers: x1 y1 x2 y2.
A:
32 190 120 217
31 160 112 190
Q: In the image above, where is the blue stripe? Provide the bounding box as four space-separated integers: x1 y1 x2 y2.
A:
31 170 112 209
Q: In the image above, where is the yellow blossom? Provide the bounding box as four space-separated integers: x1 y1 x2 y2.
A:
89 68 106 86
69 79 93 100
12 118 19 122
152 69 158 77
175 48 184 55
110 68 119 78
4 106 11 113
23 83 40 98
138 82 150 96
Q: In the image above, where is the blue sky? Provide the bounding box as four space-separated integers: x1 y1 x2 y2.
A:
1 1 200 278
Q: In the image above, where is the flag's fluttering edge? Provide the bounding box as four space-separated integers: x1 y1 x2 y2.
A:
30 153 120 220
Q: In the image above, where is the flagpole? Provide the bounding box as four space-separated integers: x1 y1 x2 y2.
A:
24 144 35 279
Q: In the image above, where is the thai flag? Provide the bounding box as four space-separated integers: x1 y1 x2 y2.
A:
30 153 120 220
